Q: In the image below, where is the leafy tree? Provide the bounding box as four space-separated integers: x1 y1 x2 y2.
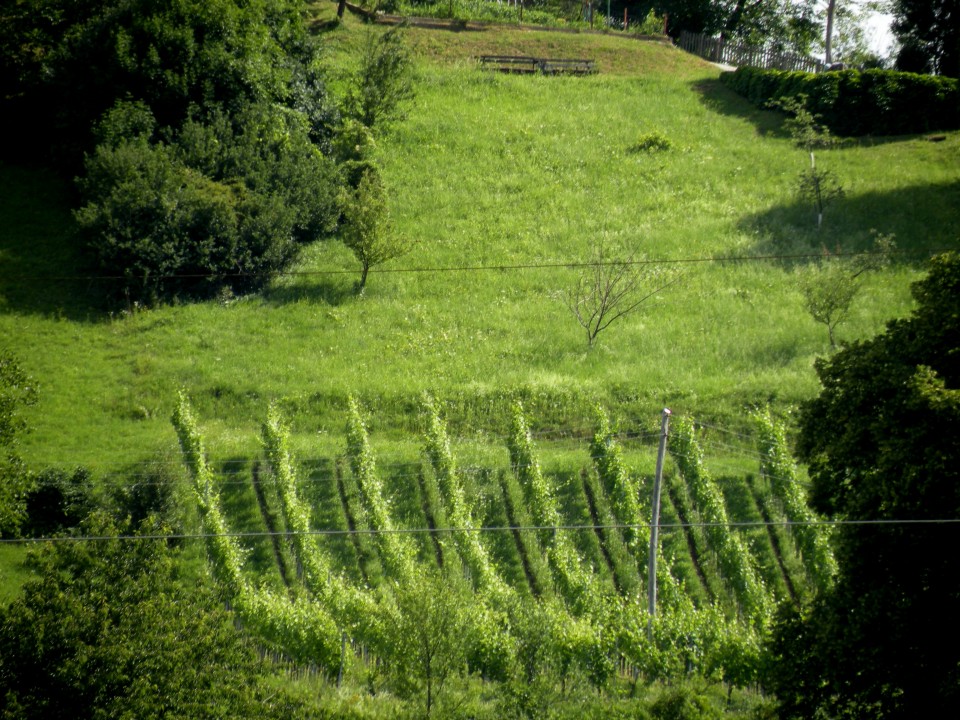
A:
342 24 415 131
767 253 960 718
645 0 818 53
339 167 411 292
383 570 469 717
0 351 38 537
0 513 308 719
797 236 894 348
892 0 960 76
21 467 94 538
1 0 342 303
0 0 331 166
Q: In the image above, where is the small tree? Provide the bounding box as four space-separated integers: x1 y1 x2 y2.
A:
343 24 414 131
563 242 676 347
799 235 895 348
0 350 38 537
339 167 411 292
770 95 843 229
384 571 468 717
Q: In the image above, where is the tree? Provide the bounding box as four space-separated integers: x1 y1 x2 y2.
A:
563 242 677 347
798 236 894 348
342 24 415 132
767 253 960 718
0 513 308 719
0 0 342 303
383 570 469 717
892 0 960 76
0 350 38 537
769 94 843 230
338 167 411 292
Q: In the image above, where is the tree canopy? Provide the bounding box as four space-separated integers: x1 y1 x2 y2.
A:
893 0 960 76
0 513 310 719
0 0 342 303
767 253 960 717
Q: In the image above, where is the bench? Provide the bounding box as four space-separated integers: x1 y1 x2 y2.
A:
478 55 597 75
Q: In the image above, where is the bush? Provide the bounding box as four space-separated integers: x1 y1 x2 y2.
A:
22 467 95 537
76 100 340 303
720 67 959 136
628 131 673 153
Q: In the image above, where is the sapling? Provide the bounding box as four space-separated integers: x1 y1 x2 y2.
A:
769 95 843 229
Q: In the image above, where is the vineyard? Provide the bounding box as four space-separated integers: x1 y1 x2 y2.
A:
171 391 833 710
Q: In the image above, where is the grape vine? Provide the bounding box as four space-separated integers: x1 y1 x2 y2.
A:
752 407 836 592
669 416 771 627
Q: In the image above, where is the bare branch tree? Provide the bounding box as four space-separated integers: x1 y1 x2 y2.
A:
563 242 678 347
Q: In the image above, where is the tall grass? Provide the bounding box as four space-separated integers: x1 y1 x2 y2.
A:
1 17 953 479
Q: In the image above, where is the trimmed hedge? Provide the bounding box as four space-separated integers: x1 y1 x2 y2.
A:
720 67 959 136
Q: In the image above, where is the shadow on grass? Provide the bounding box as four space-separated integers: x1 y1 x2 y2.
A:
0 162 107 321
263 275 358 307
691 77 786 138
738 179 960 265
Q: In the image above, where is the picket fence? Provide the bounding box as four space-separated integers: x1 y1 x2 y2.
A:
679 30 825 73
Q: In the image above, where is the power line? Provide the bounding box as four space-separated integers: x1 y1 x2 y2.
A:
7 248 946 285
4 518 958 545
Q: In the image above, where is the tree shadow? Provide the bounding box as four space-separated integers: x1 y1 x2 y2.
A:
691 77 787 139
690 78 939 148
0 163 107 321
737 180 960 266
262 275 358 307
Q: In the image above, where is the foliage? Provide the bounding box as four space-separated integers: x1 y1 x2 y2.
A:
751 408 835 593
892 0 960 77
0 0 332 166
342 24 415 131
0 512 303 720
669 417 771 628
508 401 595 608
21 467 94 538
339 166 411 292
0 351 38 537
766 94 843 229
173 392 342 671
651 0 818 54
1 0 341 303
628 131 673 153
798 236 895 347
796 164 844 230
721 66 960 135
382 569 469 717
769 253 960 718
563 241 677 347
346 396 416 579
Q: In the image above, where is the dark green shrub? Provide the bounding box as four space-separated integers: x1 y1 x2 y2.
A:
76 99 341 303
22 467 94 537
720 67 959 136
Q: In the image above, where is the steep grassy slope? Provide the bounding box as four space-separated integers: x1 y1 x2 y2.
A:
0 13 954 481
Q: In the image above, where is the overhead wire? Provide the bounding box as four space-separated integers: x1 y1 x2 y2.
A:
6 248 947 286
3 517 958 546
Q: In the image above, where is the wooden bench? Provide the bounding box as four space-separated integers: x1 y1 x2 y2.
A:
478 55 597 75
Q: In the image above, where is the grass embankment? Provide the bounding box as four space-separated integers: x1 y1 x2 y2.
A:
1 12 957 491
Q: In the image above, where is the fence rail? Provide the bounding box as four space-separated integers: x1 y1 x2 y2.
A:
679 31 824 74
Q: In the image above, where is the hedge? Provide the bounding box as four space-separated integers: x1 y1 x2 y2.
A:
720 67 959 136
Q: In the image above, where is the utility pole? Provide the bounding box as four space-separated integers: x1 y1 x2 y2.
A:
647 408 671 637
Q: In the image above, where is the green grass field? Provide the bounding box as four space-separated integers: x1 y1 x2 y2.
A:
1 10 957 486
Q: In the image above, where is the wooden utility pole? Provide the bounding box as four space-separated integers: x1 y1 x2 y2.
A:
647 408 671 637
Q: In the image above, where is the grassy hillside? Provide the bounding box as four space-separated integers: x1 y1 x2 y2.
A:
1 10 956 478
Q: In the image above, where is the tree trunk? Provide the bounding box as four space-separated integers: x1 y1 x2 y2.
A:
825 0 837 64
